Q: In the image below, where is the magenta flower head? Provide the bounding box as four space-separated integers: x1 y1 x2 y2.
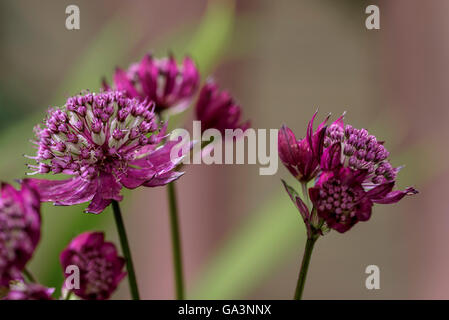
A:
3 282 54 300
195 80 250 134
109 54 199 114
278 111 332 183
0 180 41 287
308 121 418 233
27 91 187 214
60 231 126 300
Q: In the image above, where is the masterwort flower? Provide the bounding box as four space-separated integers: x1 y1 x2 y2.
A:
308 122 418 233
27 91 187 214
195 80 250 134
108 54 200 113
0 180 41 287
281 112 418 234
60 231 126 300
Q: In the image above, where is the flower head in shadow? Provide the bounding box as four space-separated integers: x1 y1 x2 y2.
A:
60 232 126 300
108 54 199 114
0 181 41 287
195 80 250 134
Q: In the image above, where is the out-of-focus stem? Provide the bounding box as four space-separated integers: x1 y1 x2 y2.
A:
167 181 185 300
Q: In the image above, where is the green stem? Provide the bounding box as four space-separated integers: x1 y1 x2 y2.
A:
301 182 310 208
294 236 318 300
111 200 140 300
167 181 185 300
65 290 73 300
23 268 36 283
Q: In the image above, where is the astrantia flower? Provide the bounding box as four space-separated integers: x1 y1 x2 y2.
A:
278 111 334 183
3 282 54 300
27 91 187 214
280 112 418 234
0 181 41 287
108 54 199 113
309 122 418 233
60 232 126 300
195 80 250 134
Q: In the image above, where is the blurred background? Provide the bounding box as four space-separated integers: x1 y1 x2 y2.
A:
0 0 445 299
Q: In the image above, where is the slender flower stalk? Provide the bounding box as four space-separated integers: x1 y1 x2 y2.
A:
111 200 140 300
167 182 184 300
22 268 36 283
294 235 318 300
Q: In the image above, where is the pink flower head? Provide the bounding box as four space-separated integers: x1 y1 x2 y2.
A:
27 91 187 214
60 231 126 300
195 80 250 134
309 125 418 233
109 54 199 113
0 181 41 287
278 111 332 182
3 283 54 300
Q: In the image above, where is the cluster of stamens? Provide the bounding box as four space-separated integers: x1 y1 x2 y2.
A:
316 178 363 223
324 124 397 185
74 248 118 297
28 91 164 180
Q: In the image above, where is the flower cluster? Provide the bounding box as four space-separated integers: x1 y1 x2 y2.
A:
279 112 418 234
4 53 251 300
109 55 250 134
108 54 200 114
60 232 126 300
195 80 250 134
27 91 186 214
0 181 40 287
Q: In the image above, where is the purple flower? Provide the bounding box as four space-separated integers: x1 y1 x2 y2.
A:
109 54 199 113
278 111 333 183
195 80 250 134
3 283 54 300
309 134 418 233
280 112 418 234
0 181 41 287
27 91 187 214
60 231 126 300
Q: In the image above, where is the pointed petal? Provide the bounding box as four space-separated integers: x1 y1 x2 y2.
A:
137 54 158 99
143 171 185 187
163 55 178 97
306 111 318 154
320 142 341 171
85 193 112 214
28 177 96 206
371 187 418 204
281 179 310 221
113 67 139 98
355 198 373 221
278 125 301 177
366 182 394 199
